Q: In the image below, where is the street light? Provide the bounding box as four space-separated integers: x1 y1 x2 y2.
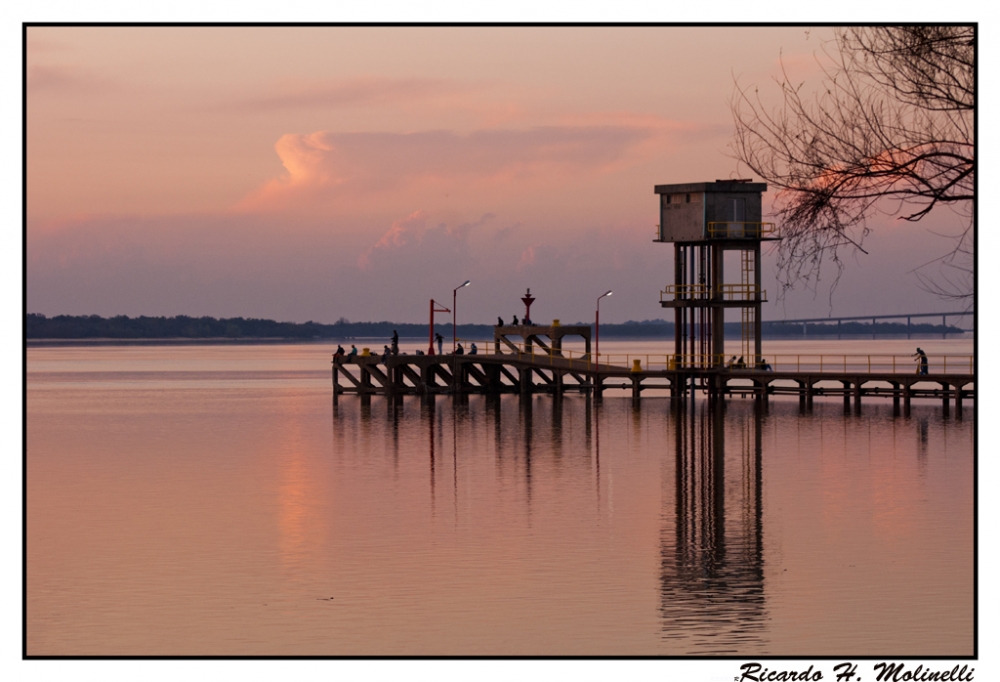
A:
453 280 471 352
596 290 612 364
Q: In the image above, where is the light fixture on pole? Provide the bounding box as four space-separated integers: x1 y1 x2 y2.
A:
453 280 470 353
596 290 612 364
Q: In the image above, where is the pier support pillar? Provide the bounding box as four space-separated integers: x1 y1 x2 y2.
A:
853 381 862 413
519 367 534 395
631 376 641 400
452 360 464 395
954 384 963 414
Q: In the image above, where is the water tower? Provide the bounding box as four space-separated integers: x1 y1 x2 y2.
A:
654 180 774 370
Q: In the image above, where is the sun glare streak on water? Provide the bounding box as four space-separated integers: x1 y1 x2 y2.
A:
26 340 973 655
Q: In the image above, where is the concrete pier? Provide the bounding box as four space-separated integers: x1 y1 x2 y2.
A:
333 352 974 407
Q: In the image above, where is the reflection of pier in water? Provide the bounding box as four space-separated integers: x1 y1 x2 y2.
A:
659 401 766 652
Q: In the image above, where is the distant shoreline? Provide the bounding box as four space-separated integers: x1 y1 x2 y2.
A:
26 313 969 345
27 332 972 348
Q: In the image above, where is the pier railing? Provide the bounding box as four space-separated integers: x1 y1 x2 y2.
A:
450 341 974 375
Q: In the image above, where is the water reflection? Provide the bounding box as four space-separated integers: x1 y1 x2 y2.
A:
658 401 766 652
324 393 969 654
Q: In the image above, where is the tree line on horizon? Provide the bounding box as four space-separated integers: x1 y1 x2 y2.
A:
26 313 963 340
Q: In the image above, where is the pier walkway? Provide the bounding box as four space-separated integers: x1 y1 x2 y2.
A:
333 344 974 410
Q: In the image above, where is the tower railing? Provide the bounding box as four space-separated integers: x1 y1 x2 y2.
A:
660 283 766 302
706 222 775 239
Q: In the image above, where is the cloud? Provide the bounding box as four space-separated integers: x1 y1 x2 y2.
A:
518 246 537 269
358 211 497 270
358 210 429 270
27 64 108 93
226 76 477 112
236 125 657 212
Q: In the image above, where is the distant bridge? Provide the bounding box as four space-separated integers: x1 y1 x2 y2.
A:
765 311 974 335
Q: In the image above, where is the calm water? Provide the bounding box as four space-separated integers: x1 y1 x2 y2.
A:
26 339 974 655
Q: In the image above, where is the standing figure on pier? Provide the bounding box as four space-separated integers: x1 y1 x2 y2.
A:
914 348 929 375
435 332 444 355
391 330 399 355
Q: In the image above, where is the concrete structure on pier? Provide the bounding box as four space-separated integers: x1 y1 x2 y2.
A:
493 321 591 358
654 180 775 375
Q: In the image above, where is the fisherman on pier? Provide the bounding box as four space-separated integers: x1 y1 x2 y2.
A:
512 315 519 325
455 343 465 355
497 316 504 327
391 330 399 355
333 345 345 362
348 344 358 359
470 342 478 355
914 348 929 375
435 332 444 355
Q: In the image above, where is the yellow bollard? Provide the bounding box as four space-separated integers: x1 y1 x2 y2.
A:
631 359 642 373
361 347 370 356
552 318 560 326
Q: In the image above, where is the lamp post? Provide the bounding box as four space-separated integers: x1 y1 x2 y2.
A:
453 280 470 352
596 290 612 365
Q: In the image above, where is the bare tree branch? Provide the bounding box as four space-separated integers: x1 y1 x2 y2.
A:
731 26 974 301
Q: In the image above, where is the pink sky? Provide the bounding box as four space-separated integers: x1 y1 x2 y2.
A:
26 26 972 324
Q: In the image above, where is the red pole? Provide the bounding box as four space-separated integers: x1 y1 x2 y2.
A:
453 288 457 353
428 299 451 356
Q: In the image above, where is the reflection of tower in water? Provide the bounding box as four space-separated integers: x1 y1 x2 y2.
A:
660 402 766 652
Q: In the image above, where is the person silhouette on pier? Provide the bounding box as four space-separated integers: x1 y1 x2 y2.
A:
333 345 345 362
382 345 391 363
348 344 358 359
391 330 399 355
914 348 928 375
455 343 464 355
512 314 519 325
435 332 444 355
470 342 478 355
497 316 504 327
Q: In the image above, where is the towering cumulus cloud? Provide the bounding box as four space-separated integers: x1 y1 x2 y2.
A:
237 125 654 212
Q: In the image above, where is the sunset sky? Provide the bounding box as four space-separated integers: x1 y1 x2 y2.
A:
25 25 976 324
